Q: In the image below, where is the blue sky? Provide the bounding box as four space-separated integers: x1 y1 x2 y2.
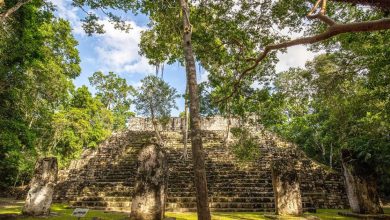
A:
51 0 317 116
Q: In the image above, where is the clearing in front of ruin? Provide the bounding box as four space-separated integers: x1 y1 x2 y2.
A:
1 198 389 220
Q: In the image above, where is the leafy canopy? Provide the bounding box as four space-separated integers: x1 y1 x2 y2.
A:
89 71 135 130
134 75 179 119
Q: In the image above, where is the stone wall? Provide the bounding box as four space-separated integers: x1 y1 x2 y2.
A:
128 116 243 131
128 116 269 131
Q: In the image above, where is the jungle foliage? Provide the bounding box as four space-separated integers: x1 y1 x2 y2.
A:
0 1 135 187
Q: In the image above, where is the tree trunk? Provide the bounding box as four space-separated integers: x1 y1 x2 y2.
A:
222 102 231 148
13 170 20 188
0 0 32 22
22 157 58 216
179 1 211 219
329 143 333 168
223 111 231 148
152 119 163 146
341 150 383 214
151 109 163 145
130 143 167 220
182 85 189 159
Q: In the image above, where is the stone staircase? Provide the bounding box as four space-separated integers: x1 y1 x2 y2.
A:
55 129 348 212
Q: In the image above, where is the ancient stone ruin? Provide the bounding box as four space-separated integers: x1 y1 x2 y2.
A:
271 159 302 216
54 117 349 213
341 150 384 214
130 142 168 220
23 157 58 216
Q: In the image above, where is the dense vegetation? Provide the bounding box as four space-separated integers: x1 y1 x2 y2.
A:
0 1 136 188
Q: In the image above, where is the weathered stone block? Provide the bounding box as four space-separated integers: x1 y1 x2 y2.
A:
271 159 302 216
130 143 168 220
341 150 383 214
22 157 58 216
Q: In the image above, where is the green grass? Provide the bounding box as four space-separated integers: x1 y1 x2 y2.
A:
0 198 389 220
0 199 126 220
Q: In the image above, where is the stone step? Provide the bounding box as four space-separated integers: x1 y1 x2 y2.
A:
169 186 273 192
167 196 275 203
168 207 275 212
168 191 274 197
75 196 131 202
169 182 271 188
166 202 275 209
168 175 271 181
69 191 134 197
70 204 131 212
70 200 131 207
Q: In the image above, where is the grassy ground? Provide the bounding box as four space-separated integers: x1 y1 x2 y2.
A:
1 198 389 220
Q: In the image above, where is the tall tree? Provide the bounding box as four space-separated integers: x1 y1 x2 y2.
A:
179 1 211 218
134 75 179 144
51 86 113 166
89 71 135 130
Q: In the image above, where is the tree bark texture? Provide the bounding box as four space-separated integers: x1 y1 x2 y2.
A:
130 143 168 220
22 157 58 216
223 113 232 147
150 107 163 145
152 119 164 146
271 159 303 216
341 151 383 214
179 1 211 219
182 95 189 159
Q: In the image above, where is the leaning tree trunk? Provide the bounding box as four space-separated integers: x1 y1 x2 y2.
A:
22 157 58 216
151 109 163 145
152 119 164 146
341 150 383 214
179 1 211 219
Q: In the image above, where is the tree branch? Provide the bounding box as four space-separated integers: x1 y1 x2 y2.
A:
219 14 390 103
0 0 32 22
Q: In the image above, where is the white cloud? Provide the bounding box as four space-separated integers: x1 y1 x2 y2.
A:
275 45 318 72
199 70 209 83
94 20 153 75
49 0 153 77
130 80 143 90
49 0 84 35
